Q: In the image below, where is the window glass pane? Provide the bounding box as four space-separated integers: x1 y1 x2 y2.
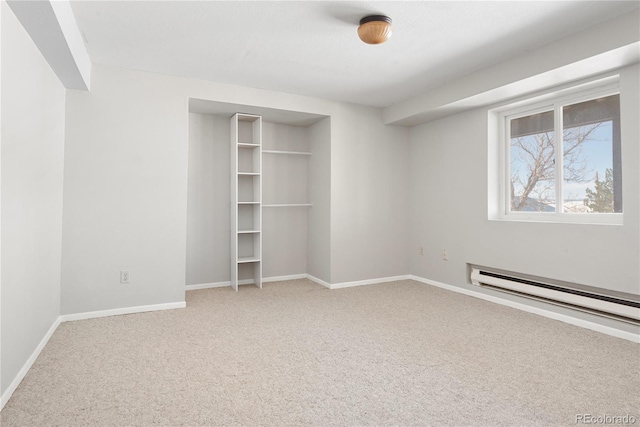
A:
509 110 555 212
562 94 621 213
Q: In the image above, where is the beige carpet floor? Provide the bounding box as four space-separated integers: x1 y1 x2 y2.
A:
1 279 639 426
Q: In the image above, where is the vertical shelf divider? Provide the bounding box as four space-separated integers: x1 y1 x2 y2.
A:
231 113 262 291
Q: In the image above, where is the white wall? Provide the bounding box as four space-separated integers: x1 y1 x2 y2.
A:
62 63 409 315
384 11 640 126
2 1 635 407
186 116 317 285
408 65 639 330
186 113 230 286
330 107 410 283
61 66 190 314
186 107 408 287
261 122 310 278
308 118 331 282
1 2 65 395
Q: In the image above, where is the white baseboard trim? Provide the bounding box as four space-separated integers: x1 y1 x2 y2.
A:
305 274 410 290
185 281 230 291
328 275 411 289
409 275 640 344
306 274 332 289
188 274 410 291
6 273 633 413
1 316 61 411
186 274 638 343
263 274 308 283
2 301 187 410
59 301 186 322
186 274 311 291
188 275 413 291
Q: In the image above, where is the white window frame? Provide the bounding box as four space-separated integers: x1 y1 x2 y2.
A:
492 77 622 225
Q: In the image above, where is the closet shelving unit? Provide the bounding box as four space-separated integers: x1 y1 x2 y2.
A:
230 113 262 291
262 148 312 208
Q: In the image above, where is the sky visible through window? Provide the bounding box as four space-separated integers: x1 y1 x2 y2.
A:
564 121 613 201
510 120 613 212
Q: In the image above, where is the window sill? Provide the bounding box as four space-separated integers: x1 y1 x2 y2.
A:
490 213 623 226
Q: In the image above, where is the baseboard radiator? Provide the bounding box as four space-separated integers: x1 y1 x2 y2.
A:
470 267 640 324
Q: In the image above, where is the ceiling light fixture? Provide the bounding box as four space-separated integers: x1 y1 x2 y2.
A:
357 15 393 45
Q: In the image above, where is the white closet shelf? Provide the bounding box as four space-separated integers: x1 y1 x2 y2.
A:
231 113 262 292
263 203 313 208
262 150 312 156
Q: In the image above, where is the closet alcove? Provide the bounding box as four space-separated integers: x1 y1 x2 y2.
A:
187 99 330 289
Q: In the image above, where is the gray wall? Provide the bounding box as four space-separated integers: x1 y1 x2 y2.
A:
60 64 411 313
186 113 230 285
408 65 639 330
61 65 189 314
330 108 410 283
1 2 65 395
185 108 409 287
308 118 331 282
61 63 357 315
186 116 313 284
186 116 331 285
262 122 310 278
3 2 637 405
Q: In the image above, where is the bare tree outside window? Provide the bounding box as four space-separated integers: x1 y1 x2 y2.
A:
508 94 621 214
510 123 555 212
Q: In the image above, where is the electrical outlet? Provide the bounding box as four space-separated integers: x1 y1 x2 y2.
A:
442 249 448 261
419 246 424 256
120 270 130 283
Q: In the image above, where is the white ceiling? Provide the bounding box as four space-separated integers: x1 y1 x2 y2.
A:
70 1 639 108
